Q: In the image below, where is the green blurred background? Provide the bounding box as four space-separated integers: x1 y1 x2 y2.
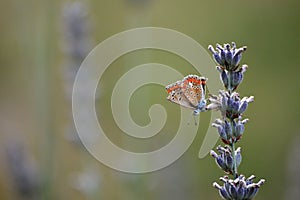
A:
0 0 299 199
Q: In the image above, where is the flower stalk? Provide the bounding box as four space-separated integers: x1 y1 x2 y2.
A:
207 42 265 200
230 140 237 179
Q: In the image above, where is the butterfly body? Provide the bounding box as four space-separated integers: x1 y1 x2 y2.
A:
166 75 207 115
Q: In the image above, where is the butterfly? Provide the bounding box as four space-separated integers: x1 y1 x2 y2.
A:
165 75 208 116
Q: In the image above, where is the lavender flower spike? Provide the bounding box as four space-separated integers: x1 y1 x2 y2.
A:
207 42 265 199
213 175 265 200
209 43 247 71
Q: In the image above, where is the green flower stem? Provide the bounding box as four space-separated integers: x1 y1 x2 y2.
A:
230 141 238 179
228 71 233 94
227 70 237 179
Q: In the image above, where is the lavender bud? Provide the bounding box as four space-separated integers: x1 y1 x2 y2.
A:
245 185 259 199
224 120 233 137
225 154 234 170
212 123 227 141
240 64 248 73
211 150 225 168
213 183 231 200
238 100 248 114
221 92 228 109
214 54 223 66
232 53 242 68
229 183 238 199
232 46 247 67
225 44 233 66
209 45 223 65
246 175 256 184
208 45 216 54
220 188 231 200
237 184 246 199
235 121 246 138
220 49 226 65
221 70 229 89
231 71 244 90
231 100 240 114
216 43 224 51
235 147 242 167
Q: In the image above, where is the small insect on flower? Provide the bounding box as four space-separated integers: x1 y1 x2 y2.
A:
165 75 208 123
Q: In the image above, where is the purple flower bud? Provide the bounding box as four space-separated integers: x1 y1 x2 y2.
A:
225 154 234 170
220 176 229 183
235 122 245 138
211 146 239 173
238 100 248 114
216 66 229 88
224 120 232 137
210 150 227 170
220 188 231 200
221 70 229 89
245 185 259 199
216 145 226 153
216 43 223 51
232 53 242 68
227 96 234 110
231 71 244 90
214 54 223 66
257 179 265 186
240 64 248 73
229 183 238 199
232 46 247 67
212 123 227 141
220 49 226 65
208 45 216 54
237 184 246 199
213 183 231 200
209 45 223 65
221 93 228 109
246 175 256 184
235 147 242 167
231 100 240 113
225 44 233 66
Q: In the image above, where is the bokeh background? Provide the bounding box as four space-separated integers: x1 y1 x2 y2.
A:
0 0 299 199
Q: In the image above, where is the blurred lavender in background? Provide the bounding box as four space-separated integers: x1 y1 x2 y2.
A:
70 166 101 198
5 140 40 200
284 134 300 200
61 1 92 101
61 1 101 199
61 1 96 146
